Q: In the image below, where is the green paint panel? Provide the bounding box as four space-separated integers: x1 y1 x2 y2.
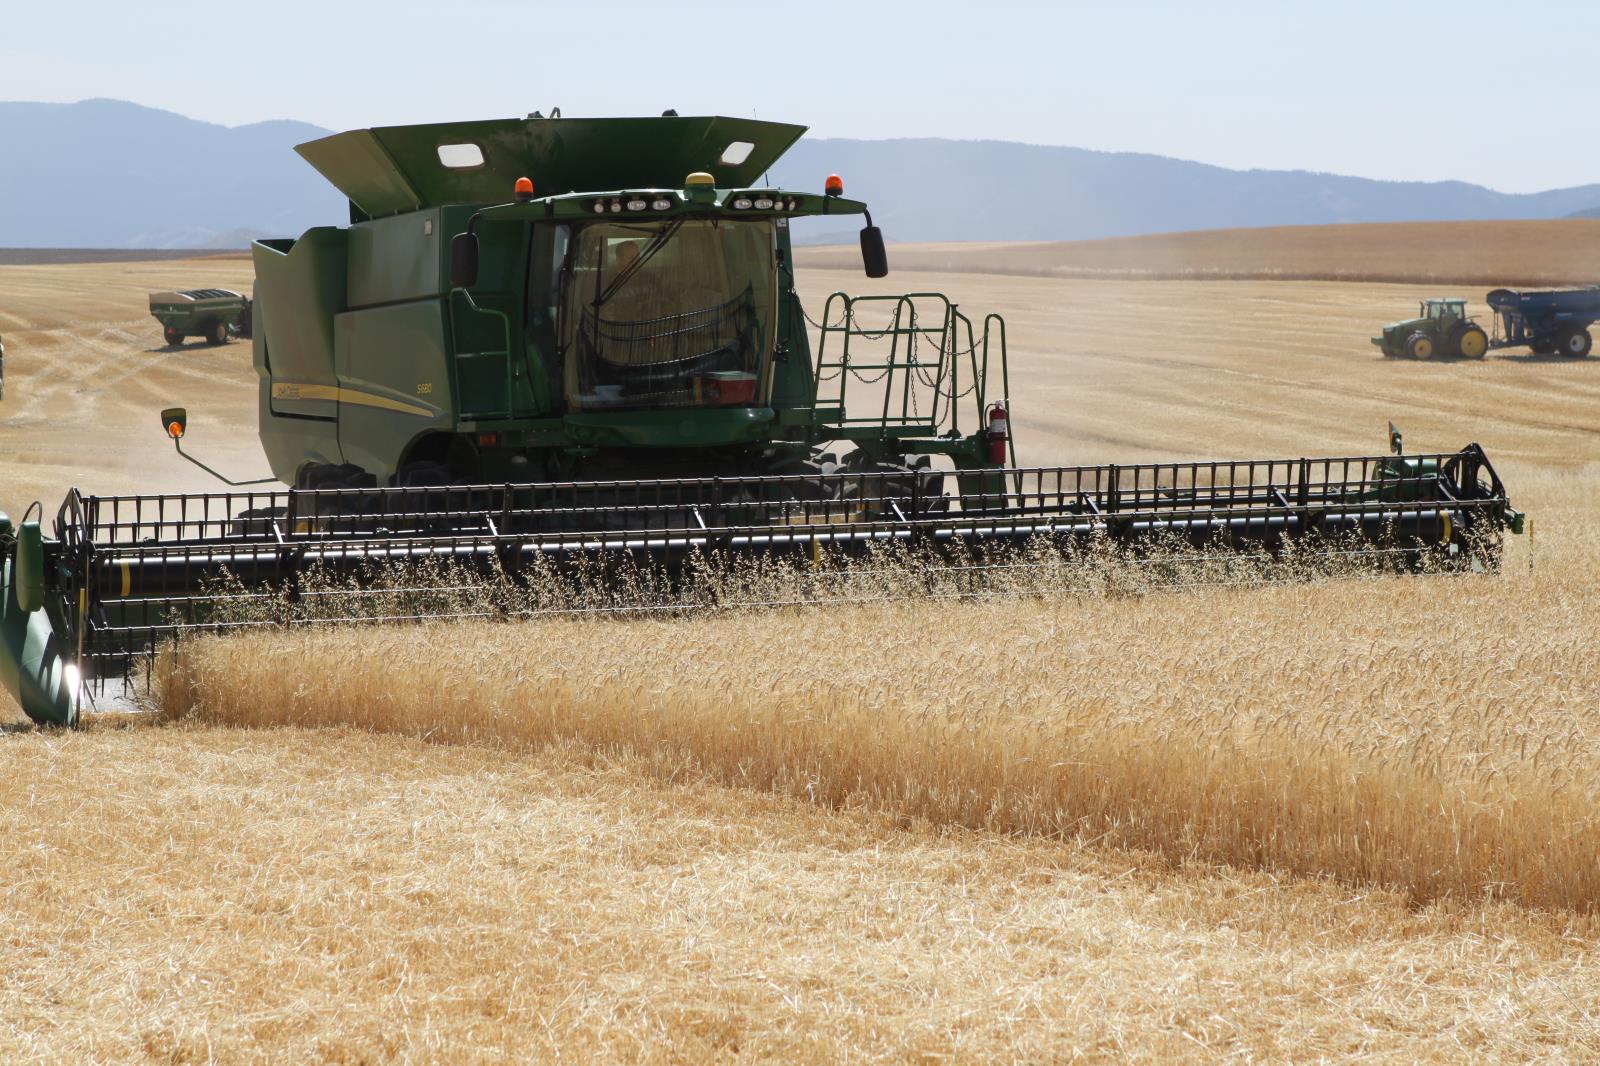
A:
297 116 807 218
334 302 454 478
253 230 347 403
347 210 444 307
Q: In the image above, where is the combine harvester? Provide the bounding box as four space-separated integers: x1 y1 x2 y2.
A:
0 113 1522 726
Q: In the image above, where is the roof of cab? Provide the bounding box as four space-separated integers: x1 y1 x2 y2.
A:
296 114 807 219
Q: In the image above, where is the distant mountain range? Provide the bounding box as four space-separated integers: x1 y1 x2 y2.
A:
5 99 1600 248
0 99 342 248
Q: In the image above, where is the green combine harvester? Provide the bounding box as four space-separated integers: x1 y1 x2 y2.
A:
1372 299 1490 360
0 112 1522 726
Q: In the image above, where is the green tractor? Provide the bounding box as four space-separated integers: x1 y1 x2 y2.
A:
1372 298 1490 360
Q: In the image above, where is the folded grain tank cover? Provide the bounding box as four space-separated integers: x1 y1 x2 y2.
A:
294 115 807 219
252 230 348 420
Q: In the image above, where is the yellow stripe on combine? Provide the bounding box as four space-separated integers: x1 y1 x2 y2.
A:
271 382 435 418
120 561 131 598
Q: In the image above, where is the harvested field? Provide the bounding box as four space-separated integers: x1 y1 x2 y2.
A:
0 249 250 266
2 231 1599 1061
797 218 1600 285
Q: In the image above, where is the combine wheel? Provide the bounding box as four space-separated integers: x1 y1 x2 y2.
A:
1406 332 1435 360
163 326 184 347
1457 325 1489 359
764 449 846 503
229 506 289 538
840 451 948 516
1531 337 1556 355
1558 325 1592 357
297 462 377 491
205 321 229 346
395 461 462 487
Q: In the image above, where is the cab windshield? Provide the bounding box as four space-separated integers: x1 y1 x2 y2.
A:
559 219 777 411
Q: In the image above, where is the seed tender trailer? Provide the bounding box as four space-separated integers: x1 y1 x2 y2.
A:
149 288 253 348
1485 287 1600 357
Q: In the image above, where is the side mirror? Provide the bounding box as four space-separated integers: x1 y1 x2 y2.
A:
160 407 187 440
450 233 480 288
860 225 888 279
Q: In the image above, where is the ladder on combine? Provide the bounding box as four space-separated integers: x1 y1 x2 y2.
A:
811 293 1013 463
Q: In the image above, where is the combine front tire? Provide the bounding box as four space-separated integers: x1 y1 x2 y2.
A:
1558 326 1592 357
163 326 184 347
1406 332 1435 360
205 321 229 346
1457 325 1489 359
297 462 377 491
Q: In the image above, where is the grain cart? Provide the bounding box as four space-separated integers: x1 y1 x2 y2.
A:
0 112 1524 727
149 288 253 347
1371 299 1490 359
1485 287 1600 356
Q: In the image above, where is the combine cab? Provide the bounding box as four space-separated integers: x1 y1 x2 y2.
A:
0 112 1524 727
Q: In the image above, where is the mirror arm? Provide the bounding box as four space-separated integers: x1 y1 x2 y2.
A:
167 437 278 487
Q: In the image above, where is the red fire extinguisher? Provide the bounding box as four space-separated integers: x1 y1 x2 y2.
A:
986 403 1009 465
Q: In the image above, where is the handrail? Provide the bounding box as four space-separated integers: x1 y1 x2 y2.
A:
810 292 989 439
450 287 515 419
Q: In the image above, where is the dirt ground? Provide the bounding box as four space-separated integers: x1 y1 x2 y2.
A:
1 242 1597 1061
3 255 1593 514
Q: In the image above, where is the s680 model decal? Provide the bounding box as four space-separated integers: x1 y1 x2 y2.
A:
271 382 435 417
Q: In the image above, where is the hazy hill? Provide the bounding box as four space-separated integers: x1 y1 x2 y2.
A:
774 140 1600 244
5 99 1600 247
0 99 343 248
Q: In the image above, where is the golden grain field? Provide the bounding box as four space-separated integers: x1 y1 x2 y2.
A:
799 218 1600 285
3 227 1600 1061
154 514 1599 911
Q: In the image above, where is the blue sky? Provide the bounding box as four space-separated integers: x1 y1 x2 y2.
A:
3 0 1595 193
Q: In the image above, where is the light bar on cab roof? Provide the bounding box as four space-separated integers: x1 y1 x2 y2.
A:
726 192 799 212
591 193 677 214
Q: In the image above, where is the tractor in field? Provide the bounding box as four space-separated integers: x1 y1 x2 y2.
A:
149 288 253 348
0 111 1524 727
1373 289 1600 359
1372 299 1489 360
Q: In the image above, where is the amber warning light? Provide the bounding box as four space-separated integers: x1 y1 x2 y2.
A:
514 176 535 201
160 407 187 440
825 173 843 197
